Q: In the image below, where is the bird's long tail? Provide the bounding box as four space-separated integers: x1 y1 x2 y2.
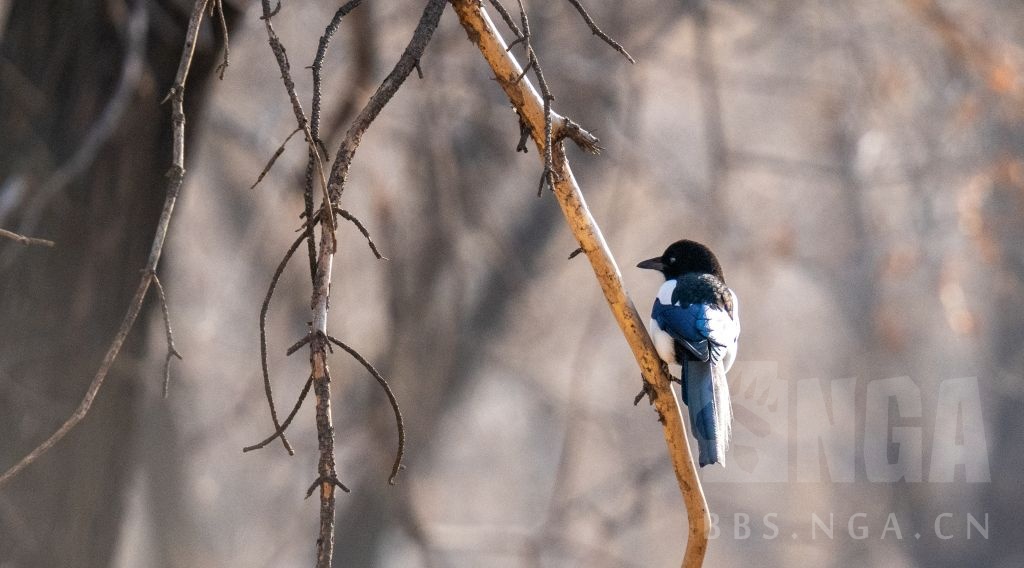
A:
683 360 733 467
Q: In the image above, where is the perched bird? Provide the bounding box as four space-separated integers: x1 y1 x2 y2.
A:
638 240 740 467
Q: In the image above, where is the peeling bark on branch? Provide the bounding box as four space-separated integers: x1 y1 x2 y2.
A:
449 2 711 566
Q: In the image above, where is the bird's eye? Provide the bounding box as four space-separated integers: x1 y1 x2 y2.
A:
669 257 676 264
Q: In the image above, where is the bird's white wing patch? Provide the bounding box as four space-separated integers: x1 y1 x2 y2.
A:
656 279 677 305
700 306 738 346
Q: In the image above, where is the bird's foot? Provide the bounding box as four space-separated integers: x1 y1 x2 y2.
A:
634 379 656 406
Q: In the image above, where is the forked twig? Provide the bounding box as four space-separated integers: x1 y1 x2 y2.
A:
214 0 231 78
308 3 446 564
151 271 183 398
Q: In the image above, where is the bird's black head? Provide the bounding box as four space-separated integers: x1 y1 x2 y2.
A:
637 239 726 282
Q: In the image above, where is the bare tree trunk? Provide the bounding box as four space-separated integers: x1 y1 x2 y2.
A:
0 1 227 565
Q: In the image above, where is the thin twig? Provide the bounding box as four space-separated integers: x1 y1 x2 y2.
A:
250 126 302 189
259 1 307 133
0 0 210 490
214 0 231 78
151 271 183 399
487 0 522 38
243 374 314 452
312 0 364 138
305 0 364 275
564 0 636 63
0 228 55 248
286 333 314 356
323 0 447 202
511 0 555 197
333 207 386 260
567 246 584 259
259 0 337 261
258 232 308 455
327 335 404 485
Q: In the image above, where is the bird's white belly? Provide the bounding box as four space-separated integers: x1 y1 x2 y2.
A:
650 318 677 364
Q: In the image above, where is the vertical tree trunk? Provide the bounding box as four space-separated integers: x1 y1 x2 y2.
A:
0 1 225 565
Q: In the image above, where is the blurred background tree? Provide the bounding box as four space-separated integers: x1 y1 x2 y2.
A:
1 0 1022 566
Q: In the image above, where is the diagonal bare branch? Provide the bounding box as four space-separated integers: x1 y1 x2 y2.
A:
250 126 303 190
449 2 710 566
0 228 55 248
564 0 635 63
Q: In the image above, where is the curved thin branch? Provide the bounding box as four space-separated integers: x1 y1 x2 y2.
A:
242 374 314 453
327 335 404 485
333 206 386 260
258 232 308 455
213 0 230 78
449 2 710 566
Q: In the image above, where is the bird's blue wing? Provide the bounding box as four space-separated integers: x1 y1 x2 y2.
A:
652 299 735 364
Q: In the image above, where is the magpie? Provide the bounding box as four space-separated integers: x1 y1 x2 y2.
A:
638 240 739 467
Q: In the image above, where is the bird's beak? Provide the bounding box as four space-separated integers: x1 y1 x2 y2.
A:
637 257 665 271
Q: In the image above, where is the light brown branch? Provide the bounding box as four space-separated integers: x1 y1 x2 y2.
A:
0 0 210 490
449 2 710 566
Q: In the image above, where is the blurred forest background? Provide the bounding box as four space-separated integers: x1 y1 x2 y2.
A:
1 0 1022 566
